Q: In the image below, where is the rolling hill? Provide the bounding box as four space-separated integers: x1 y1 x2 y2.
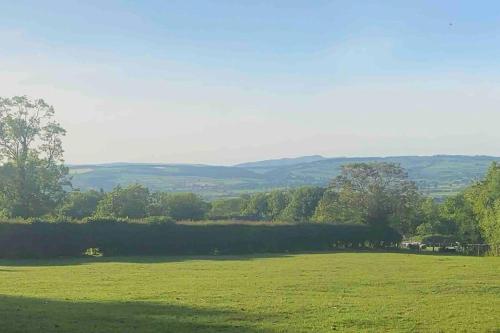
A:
235 155 326 168
69 155 500 199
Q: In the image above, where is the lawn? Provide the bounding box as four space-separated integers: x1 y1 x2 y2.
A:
0 252 498 332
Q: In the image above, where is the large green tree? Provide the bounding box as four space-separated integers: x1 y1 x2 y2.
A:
315 163 420 234
439 193 481 243
468 163 500 245
0 96 69 217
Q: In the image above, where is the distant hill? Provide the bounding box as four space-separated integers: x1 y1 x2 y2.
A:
235 155 326 168
69 155 500 199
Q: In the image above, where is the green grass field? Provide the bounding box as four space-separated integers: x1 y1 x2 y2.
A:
0 252 499 332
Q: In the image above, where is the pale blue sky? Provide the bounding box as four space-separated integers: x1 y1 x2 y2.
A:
1 1 499 164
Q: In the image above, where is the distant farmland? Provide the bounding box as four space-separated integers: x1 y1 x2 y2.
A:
69 155 500 199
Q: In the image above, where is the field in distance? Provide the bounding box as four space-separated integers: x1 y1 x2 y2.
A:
1 252 498 332
69 155 500 199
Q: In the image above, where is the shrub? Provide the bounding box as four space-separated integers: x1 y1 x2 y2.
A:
83 216 129 223
0 221 401 258
141 216 174 224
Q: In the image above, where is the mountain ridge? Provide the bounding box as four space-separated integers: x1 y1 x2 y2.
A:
69 155 500 199
235 155 326 168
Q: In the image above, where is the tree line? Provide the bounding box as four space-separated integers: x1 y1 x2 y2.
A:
0 96 498 251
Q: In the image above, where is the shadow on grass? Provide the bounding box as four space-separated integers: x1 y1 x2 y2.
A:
0 294 274 333
0 253 294 267
0 248 467 267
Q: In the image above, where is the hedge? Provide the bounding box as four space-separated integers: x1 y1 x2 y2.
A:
0 222 402 258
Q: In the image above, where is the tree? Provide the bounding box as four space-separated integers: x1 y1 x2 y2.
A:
95 184 150 218
415 197 457 237
467 163 500 245
280 186 324 222
164 193 209 221
313 189 341 223
482 200 500 246
267 190 291 221
146 192 169 217
417 162 499 246
208 197 247 219
0 96 69 217
241 193 270 220
319 163 420 234
59 190 104 219
439 193 481 243
148 192 209 221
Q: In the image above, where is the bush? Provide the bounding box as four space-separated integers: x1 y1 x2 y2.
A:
0 221 401 258
83 216 129 223
141 216 174 224
208 198 247 220
59 190 104 219
95 185 150 218
0 222 88 258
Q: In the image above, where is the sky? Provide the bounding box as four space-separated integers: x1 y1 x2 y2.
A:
1 0 499 165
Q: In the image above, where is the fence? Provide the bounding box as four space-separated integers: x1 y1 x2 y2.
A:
458 243 500 256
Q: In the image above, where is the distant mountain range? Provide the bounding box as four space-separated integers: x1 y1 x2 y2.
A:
235 155 326 168
69 155 500 199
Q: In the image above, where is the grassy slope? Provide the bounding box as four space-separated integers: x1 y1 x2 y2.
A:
69 156 500 199
0 253 499 332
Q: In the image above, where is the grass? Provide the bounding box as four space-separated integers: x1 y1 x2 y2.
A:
0 252 499 332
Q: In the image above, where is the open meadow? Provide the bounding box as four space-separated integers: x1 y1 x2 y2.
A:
0 252 498 333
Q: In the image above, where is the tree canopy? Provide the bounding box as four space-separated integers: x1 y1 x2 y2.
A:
314 163 421 234
0 96 69 217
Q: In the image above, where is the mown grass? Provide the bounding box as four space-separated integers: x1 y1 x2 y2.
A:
0 252 499 332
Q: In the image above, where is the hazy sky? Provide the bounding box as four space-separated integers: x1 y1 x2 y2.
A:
1 1 499 165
